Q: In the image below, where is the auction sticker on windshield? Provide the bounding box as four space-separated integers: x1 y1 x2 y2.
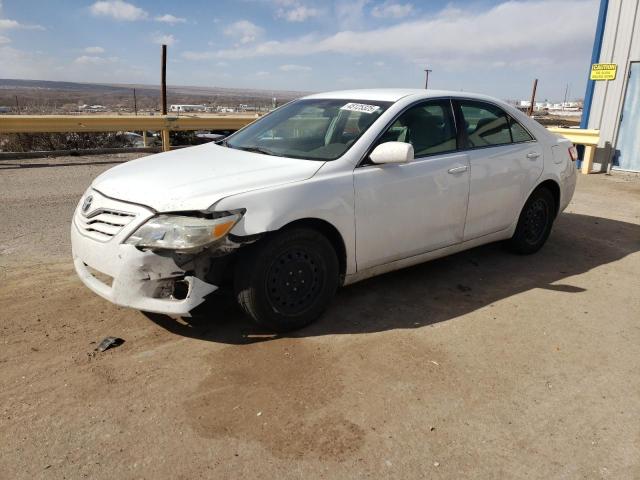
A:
340 103 381 114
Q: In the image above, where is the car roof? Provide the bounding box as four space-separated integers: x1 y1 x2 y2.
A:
303 88 503 104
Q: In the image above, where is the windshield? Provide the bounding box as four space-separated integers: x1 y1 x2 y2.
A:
225 98 392 161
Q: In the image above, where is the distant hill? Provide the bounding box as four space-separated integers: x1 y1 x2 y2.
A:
0 78 309 113
0 78 309 99
0 79 133 93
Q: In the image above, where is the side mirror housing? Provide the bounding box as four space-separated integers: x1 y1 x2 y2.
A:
369 141 414 165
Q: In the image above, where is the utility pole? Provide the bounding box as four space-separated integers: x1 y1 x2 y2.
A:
161 45 167 115
133 88 138 116
562 83 569 111
424 68 432 89
14 95 19 113
527 78 538 116
160 44 169 151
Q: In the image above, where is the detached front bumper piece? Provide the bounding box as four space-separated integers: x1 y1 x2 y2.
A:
71 190 217 316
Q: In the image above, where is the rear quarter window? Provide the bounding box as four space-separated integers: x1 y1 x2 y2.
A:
509 117 535 143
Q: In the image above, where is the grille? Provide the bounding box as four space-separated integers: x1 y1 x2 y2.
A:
76 208 137 242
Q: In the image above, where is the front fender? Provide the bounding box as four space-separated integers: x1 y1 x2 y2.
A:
213 169 357 275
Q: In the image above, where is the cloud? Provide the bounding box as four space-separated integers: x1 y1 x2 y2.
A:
210 0 596 70
0 44 57 78
275 1 320 22
155 14 186 24
0 18 45 30
182 50 214 60
224 20 263 44
0 18 18 28
152 33 176 46
0 34 9 44
279 64 312 72
371 1 414 19
73 55 118 65
89 0 148 21
0 41 151 83
0 0 44 30
335 0 369 29
84 46 105 53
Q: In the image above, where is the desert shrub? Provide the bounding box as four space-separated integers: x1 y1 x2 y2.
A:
0 132 134 152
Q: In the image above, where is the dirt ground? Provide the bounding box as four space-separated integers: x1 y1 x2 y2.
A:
1 155 639 479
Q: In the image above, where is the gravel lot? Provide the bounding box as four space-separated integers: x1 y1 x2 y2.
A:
1 155 639 479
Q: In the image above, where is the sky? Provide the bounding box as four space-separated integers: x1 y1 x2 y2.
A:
0 0 600 101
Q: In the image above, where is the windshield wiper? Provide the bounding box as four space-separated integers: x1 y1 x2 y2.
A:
234 145 281 156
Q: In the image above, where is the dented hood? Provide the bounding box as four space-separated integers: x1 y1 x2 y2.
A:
92 142 324 212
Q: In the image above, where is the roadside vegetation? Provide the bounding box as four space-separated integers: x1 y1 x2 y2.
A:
0 132 136 152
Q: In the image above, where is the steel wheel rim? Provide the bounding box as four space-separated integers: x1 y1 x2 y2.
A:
266 247 323 315
523 198 549 245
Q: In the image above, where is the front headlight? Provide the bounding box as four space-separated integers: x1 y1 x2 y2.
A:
125 212 243 251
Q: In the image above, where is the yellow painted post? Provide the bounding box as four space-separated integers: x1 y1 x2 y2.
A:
161 129 170 152
142 131 148 147
582 145 595 174
546 128 600 175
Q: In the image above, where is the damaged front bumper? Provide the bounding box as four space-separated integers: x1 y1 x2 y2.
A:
72 240 217 317
71 190 219 317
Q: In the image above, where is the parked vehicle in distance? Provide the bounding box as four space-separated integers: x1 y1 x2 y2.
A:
71 89 577 331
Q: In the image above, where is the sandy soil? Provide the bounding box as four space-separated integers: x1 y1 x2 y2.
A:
1 156 639 479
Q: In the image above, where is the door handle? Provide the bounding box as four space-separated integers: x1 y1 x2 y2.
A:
526 152 541 159
447 165 468 174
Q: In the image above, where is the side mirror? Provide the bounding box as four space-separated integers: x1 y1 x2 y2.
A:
369 141 414 165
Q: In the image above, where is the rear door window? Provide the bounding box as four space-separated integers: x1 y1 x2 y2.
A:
459 101 512 148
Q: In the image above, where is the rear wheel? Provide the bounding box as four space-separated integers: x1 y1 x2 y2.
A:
234 228 339 332
508 187 556 254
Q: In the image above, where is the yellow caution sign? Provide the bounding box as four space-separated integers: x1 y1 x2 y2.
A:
590 63 617 81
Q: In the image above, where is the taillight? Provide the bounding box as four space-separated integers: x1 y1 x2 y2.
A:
568 145 578 162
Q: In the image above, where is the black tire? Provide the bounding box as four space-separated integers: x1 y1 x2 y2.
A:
234 227 339 332
508 187 556 254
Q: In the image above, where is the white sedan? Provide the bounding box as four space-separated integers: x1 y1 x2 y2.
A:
71 89 577 331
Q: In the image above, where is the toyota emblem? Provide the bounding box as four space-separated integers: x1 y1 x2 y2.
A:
82 195 93 214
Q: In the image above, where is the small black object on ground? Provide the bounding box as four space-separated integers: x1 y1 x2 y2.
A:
95 336 125 352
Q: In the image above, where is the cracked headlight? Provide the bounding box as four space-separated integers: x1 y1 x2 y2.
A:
125 212 243 251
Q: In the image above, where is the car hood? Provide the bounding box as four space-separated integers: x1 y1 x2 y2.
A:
92 143 324 212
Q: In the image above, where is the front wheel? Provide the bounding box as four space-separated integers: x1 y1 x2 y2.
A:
234 228 339 332
508 187 556 254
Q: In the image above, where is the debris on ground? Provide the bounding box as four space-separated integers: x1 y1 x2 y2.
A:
95 336 125 352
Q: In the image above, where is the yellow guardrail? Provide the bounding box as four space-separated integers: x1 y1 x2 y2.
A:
547 127 600 174
0 114 258 151
0 115 602 170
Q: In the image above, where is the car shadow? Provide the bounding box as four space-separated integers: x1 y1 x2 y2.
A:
144 212 639 344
